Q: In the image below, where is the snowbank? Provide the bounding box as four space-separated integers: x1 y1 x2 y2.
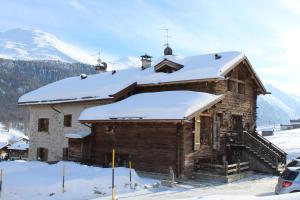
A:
0 161 158 200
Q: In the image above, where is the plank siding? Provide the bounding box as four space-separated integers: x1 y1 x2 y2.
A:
91 122 182 174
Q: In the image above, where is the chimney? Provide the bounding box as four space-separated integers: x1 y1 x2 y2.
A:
214 53 221 60
141 53 152 70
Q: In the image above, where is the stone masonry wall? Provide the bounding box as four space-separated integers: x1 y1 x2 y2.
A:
28 102 100 161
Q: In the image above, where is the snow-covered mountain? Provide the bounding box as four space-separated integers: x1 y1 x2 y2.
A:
0 28 142 69
107 56 141 70
257 84 300 126
0 28 97 64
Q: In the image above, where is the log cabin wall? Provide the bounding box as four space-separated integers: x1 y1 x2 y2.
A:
68 138 82 161
180 62 258 163
134 81 216 95
214 62 257 135
90 121 191 176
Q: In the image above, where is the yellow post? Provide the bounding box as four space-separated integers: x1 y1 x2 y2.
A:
129 161 132 189
112 148 115 200
62 164 65 193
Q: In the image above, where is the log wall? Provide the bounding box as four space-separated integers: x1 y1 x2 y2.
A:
91 122 185 175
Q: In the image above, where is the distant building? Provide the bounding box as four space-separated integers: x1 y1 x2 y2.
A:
7 139 29 160
280 124 294 130
261 130 274 137
290 119 300 129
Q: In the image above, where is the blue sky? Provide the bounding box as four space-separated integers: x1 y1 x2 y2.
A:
0 0 300 94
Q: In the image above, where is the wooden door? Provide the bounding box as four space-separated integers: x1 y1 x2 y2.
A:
200 116 212 146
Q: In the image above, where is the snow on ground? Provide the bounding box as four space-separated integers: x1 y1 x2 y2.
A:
97 127 300 200
0 161 158 200
1 127 300 200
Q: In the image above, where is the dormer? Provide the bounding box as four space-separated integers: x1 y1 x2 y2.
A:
154 58 183 73
154 45 183 73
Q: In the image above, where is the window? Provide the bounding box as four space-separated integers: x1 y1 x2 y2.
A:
38 118 49 132
238 83 245 94
36 147 48 161
228 80 236 92
217 113 223 127
64 115 72 127
200 116 211 145
232 115 243 132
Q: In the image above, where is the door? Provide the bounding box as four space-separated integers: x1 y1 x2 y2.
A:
232 115 243 132
37 147 48 161
200 116 212 146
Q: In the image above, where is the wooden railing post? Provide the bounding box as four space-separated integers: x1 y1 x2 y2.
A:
237 159 240 174
224 161 228 176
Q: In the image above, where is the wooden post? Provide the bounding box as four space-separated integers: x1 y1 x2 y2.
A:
237 159 241 174
129 160 132 189
112 148 115 200
224 161 228 176
62 164 65 193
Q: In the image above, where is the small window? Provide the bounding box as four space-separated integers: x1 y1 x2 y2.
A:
217 113 223 127
38 118 49 132
228 80 236 93
238 83 245 94
64 115 72 127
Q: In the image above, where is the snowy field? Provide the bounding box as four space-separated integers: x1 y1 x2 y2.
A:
266 128 300 161
0 161 158 200
0 128 300 200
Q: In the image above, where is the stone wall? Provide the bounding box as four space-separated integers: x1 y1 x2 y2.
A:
28 102 100 161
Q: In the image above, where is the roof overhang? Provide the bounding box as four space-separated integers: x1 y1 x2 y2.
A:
64 130 91 139
17 97 114 106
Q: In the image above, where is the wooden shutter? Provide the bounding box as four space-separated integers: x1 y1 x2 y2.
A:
194 116 200 151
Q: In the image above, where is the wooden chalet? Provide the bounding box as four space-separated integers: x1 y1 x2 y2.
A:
18 47 287 179
71 49 287 178
7 139 29 160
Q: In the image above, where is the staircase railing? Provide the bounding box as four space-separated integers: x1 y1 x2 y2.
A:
243 131 287 168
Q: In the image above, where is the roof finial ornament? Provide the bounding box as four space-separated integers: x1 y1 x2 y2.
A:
161 28 173 56
94 50 107 73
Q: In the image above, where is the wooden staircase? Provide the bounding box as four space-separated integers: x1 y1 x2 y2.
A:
234 131 287 174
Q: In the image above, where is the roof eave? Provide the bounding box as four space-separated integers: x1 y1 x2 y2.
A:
79 119 183 124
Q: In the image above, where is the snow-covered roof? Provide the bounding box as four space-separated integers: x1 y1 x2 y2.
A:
8 141 29 150
0 142 9 149
64 130 91 139
18 51 245 105
79 91 224 121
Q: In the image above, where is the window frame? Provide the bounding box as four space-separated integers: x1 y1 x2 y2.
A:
38 118 49 132
64 114 72 127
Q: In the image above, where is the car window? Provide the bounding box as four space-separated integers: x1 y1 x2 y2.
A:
281 169 299 181
287 160 300 167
